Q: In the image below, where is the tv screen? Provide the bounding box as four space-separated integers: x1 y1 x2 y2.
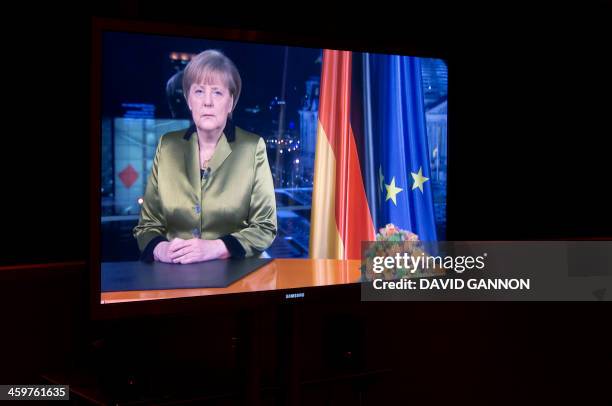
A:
91 20 448 317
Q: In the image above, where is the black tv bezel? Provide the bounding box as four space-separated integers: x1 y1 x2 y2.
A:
90 17 451 320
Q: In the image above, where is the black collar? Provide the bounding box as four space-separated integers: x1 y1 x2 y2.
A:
183 119 236 142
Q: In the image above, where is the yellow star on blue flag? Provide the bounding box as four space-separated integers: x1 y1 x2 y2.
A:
385 177 403 205
411 166 429 193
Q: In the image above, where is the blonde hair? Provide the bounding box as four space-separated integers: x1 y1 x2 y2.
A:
182 50 242 113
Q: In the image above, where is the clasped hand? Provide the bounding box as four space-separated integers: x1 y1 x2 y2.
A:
153 238 230 264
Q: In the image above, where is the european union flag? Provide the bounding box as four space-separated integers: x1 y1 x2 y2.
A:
360 53 438 241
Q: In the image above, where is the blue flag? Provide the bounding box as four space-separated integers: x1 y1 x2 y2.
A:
360 53 438 241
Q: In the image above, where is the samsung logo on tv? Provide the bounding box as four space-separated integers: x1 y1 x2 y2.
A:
285 292 305 299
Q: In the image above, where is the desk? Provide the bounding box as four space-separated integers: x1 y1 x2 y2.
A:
101 259 361 304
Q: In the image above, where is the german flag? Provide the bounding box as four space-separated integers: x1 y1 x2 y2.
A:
309 50 376 259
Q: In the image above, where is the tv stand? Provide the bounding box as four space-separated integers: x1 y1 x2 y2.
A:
42 302 392 405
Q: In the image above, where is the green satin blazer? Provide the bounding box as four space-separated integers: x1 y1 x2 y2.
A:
133 124 277 258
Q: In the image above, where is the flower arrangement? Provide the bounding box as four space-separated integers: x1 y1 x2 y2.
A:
361 224 439 282
376 223 420 243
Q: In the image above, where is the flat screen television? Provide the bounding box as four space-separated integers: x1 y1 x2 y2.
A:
90 18 449 319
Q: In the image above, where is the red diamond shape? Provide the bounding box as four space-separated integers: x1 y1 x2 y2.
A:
118 164 139 189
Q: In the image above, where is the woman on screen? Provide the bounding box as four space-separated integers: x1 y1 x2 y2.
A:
133 50 277 264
